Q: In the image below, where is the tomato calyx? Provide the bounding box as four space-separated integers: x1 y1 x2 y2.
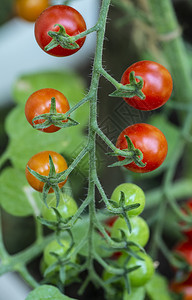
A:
109 71 145 100
44 24 81 52
107 191 141 234
27 154 67 207
107 135 146 168
38 207 73 231
32 97 78 130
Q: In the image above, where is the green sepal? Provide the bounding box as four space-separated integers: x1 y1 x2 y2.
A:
109 72 145 100
59 266 66 284
108 158 134 167
37 216 57 228
27 166 48 182
32 114 79 130
42 183 51 208
45 24 80 52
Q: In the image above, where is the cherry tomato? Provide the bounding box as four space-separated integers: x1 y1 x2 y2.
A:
25 151 68 193
174 240 192 265
180 199 192 241
121 60 173 111
44 239 73 267
171 274 192 300
118 252 154 287
116 123 168 173
35 5 87 57
111 216 149 248
15 0 49 22
42 193 78 221
25 88 70 133
104 216 118 228
110 183 145 216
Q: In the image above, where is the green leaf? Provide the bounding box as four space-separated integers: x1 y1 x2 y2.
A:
145 273 172 300
0 167 41 216
25 284 77 300
123 286 145 300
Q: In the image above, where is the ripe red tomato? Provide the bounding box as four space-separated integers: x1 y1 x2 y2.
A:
25 151 68 192
35 5 87 57
15 0 49 22
180 199 192 241
121 60 173 111
171 274 192 300
116 123 168 173
174 240 192 266
25 88 70 133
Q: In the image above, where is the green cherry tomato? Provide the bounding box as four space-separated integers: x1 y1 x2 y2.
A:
42 193 78 221
111 183 145 216
111 216 149 248
44 239 72 267
118 252 154 287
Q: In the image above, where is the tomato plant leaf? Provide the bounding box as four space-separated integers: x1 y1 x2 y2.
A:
25 284 77 300
0 167 41 217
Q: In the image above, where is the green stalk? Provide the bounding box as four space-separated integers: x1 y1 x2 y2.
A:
86 0 111 274
147 0 192 102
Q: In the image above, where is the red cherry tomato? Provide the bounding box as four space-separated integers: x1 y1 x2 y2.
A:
104 216 118 228
116 123 168 173
35 5 87 57
25 88 70 133
180 199 192 241
174 240 192 265
15 0 49 22
121 60 173 111
25 151 68 192
171 274 192 300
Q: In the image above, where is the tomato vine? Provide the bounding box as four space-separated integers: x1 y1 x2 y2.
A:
1 0 192 299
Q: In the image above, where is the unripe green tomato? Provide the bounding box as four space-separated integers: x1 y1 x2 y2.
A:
102 269 124 286
42 193 78 221
44 239 72 267
111 216 149 248
118 252 154 287
111 183 145 216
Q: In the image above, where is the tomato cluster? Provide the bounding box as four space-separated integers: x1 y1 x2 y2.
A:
103 183 154 288
116 60 172 173
20 2 173 298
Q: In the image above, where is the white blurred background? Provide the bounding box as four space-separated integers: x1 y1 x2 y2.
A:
0 0 99 107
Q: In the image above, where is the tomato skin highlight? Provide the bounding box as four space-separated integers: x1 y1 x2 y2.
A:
15 0 49 22
25 88 70 133
116 123 168 173
121 60 173 111
25 151 68 193
35 5 87 57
